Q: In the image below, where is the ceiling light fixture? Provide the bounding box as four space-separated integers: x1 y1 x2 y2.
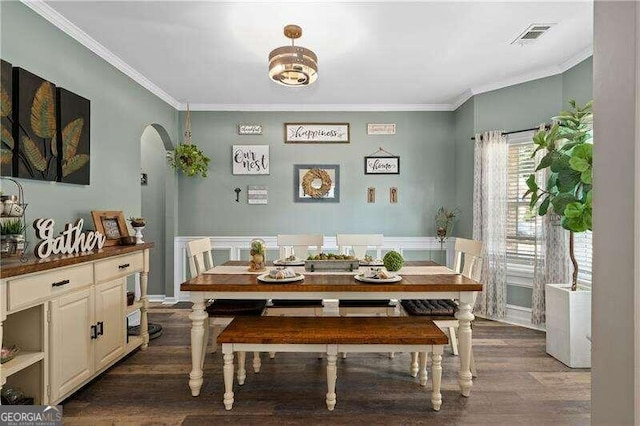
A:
268 24 318 87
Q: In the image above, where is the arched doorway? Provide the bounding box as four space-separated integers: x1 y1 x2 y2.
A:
140 124 176 299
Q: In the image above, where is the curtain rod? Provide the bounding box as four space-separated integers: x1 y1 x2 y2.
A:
471 124 551 141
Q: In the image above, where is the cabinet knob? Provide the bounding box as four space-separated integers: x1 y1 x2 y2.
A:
118 263 130 269
52 279 70 287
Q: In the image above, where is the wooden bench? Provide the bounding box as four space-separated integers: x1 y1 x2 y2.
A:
217 316 449 411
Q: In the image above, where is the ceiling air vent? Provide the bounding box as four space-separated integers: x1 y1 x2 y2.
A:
511 24 555 45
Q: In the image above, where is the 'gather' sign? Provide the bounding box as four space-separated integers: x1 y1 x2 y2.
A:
33 218 106 259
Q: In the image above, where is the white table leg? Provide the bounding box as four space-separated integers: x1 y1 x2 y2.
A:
431 347 443 411
419 352 428 387
188 296 208 397
200 317 209 370
410 352 419 377
139 270 149 350
237 351 246 385
455 296 475 397
223 346 235 410
326 344 338 411
253 352 261 373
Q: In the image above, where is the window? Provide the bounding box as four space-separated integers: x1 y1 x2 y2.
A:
507 138 539 274
506 132 592 286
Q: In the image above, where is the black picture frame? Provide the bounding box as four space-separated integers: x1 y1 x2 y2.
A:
364 156 400 175
294 164 340 203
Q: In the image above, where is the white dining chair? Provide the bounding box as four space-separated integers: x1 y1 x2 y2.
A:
401 237 483 378
265 234 325 317
187 238 267 369
336 234 397 318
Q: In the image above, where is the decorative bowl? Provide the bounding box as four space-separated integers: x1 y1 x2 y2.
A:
120 236 137 246
1 345 19 364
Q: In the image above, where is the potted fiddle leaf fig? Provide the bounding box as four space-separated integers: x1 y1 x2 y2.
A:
523 99 592 368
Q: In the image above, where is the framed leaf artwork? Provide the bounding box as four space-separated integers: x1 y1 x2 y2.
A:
57 88 90 184
1 60 13 177
14 68 58 181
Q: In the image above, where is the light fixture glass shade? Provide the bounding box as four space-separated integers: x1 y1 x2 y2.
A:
268 25 318 86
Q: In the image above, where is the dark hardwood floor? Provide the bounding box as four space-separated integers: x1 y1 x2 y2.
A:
62 303 590 425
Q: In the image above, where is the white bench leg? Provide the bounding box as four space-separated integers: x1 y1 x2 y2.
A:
419 352 428 387
410 352 419 377
326 345 338 411
449 326 459 356
388 352 395 359
253 352 261 373
431 348 443 411
341 352 347 359
237 351 246 385
269 352 276 359
222 348 235 410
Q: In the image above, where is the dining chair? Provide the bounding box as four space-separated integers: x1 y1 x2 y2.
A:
186 238 267 365
265 234 325 317
401 237 483 378
336 234 397 317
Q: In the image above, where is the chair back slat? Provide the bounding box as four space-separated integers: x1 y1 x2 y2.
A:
187 238 214 278
453 237 483 281
277 234 324 259
336 234 383 259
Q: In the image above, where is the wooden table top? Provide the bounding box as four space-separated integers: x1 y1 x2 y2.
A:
0 242 154 279
218 316 449 345
181 260 483 293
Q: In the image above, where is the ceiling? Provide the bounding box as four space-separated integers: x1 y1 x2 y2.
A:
35 1 593 110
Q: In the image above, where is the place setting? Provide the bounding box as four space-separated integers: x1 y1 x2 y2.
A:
257 267 305 283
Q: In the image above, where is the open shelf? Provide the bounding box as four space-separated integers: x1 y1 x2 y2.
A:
126 300 143 315
1 351 45 379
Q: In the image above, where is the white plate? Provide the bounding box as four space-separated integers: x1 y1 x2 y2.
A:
273 259 305 266
354 274 402 283
258 273 305 283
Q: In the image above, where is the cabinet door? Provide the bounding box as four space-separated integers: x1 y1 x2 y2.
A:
49 288 94 401
94 279 125 371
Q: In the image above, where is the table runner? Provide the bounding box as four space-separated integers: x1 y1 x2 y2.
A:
203 265 456 276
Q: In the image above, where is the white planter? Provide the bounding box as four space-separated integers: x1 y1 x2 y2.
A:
545 283 592 368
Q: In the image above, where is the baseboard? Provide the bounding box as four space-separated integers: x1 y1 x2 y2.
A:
147 295 179 305
475 305 546 332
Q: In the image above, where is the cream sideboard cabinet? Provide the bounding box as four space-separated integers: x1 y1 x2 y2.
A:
0 243 153 405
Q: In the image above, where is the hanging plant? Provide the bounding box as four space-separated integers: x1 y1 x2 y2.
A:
168 103 210 178
169 143 210 177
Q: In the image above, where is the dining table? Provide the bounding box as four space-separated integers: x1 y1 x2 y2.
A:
180 260 483 398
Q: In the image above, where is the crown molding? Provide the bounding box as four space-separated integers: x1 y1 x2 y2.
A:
21 0 592 114
181 103 455 112
20 0 181 109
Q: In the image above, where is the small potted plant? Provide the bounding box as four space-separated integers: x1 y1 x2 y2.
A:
0 219 25 256
435 207 460 243
128 217 146 244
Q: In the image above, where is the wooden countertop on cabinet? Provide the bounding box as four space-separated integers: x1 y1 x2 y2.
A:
0 243 155 279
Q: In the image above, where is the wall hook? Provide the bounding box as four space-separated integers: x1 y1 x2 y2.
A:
234 187 241 202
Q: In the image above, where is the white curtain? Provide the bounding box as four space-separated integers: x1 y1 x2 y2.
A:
531 125 571 324
473 130 508 318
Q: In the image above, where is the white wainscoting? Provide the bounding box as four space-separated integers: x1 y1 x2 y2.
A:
172 236 455 302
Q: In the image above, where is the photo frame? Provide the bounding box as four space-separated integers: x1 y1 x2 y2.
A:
285 123 349 143
294 164 340 203
91 210 128 246
364 156 400 174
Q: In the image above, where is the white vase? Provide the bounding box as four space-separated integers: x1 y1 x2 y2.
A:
132 226 145 244
545 283 592 368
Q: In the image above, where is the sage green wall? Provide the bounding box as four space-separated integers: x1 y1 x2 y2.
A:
178 111 456 237
454 97 475 239
563 57 593 107
0 2 178 295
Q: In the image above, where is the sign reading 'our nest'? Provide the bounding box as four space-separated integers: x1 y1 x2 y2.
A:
33 218 106 259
